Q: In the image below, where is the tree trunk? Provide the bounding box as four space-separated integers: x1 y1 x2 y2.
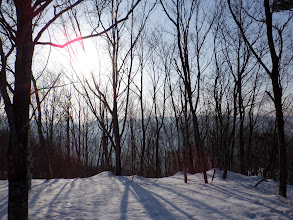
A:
271 70 287 198
238 78 245 175
264 0 287 198
139 77 146 177
8 1 33 219
102 129 110 170
185 81 208 182
32 77 52 179
113 101 121 175
155 134 160 177
130 119 136 174
66 107 70 178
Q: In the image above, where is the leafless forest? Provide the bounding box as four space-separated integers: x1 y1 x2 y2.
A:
0 0 292 219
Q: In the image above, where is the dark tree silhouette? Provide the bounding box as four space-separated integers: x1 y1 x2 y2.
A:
227 0 292 198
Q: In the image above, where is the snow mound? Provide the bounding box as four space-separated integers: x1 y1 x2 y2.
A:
95 171 114 178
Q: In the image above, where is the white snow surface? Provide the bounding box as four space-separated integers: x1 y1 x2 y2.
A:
0 169 293 219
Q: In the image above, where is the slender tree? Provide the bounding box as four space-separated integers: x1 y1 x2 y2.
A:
160 0 215 183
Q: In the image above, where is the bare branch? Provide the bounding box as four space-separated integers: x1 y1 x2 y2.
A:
33 0 53 17
227 0 272 76
36 17 127 48
34 0 141 48
33 0 84 44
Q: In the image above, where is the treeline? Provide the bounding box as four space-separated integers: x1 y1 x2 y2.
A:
1 110 293 184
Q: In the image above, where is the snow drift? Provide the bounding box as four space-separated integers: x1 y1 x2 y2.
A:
0 169 292 219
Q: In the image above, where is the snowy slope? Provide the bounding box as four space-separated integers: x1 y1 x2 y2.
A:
0 169 292 219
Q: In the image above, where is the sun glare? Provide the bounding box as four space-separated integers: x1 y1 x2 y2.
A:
68 40 108 79
49 35 110 82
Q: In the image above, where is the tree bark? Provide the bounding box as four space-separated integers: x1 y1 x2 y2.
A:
8 1 33 219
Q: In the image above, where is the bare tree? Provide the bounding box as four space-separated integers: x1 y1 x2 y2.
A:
78 0 154 175
227 0 293 198
160 0 216 183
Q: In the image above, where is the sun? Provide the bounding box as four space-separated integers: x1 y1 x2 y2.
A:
49 36 110 81
68 39 109 79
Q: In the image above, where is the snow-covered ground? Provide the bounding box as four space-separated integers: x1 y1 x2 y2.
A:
0 169 292 219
